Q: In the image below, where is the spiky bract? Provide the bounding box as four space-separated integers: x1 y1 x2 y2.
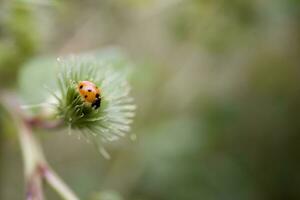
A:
55 54 135 143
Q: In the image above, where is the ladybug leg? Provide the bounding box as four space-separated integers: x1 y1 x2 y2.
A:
92 98 101 109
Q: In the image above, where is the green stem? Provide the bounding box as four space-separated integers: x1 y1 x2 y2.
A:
1 93 80 200
43 167 79 200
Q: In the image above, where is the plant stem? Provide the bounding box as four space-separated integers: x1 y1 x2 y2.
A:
42 166 79 200
25 117 64 130
26 170 44 200
1 93 80 200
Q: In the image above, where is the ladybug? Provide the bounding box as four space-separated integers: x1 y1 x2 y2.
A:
77 81 101 109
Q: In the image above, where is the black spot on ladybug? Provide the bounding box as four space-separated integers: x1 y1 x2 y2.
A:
84 95 88 98
88 89 92 92
95 93 100 98
79 85 83 89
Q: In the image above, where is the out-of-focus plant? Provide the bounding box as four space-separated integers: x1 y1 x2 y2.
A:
0 51 135 200
0 1 39 87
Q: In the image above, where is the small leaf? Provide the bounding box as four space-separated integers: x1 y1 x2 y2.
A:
19 56 59 104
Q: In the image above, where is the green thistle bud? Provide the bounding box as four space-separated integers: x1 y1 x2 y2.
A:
52 53 136 145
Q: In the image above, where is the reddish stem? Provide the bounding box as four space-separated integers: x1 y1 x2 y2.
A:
25 117 64 130
26 165 45 200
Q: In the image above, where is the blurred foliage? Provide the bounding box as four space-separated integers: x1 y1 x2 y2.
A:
0 1 39 87
1 0 300 200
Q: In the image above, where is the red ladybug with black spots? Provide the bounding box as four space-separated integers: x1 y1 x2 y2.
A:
77 81 101 109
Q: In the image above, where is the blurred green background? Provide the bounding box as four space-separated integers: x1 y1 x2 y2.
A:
1 0 300 199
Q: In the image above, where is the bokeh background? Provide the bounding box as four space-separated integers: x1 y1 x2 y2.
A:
1 0 300 199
